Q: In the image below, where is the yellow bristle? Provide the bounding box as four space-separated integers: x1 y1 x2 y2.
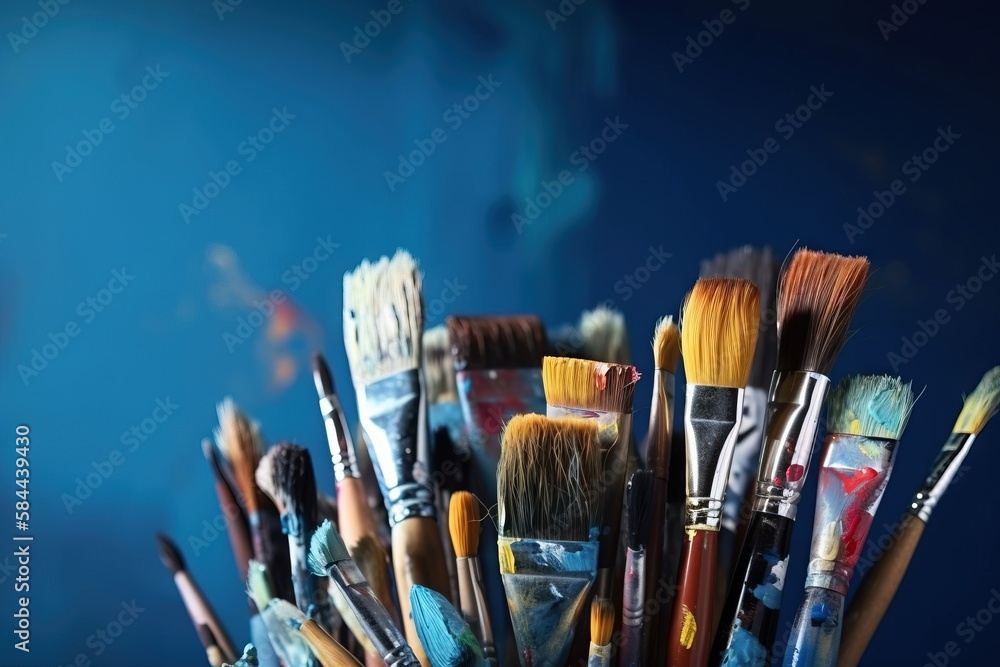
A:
680 278 760 388
448 491 481 559
541 356 639 414
953 366 1000 435
214 397 264 514
653 315 680 373
590 597 614 647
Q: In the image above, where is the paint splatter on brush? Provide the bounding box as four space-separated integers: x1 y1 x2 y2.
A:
810 603 832 626
410 585 485 667
751 553 788 610
679 605 697 649
721 626 766 667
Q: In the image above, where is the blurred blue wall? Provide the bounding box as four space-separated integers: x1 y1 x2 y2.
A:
2 0 998 664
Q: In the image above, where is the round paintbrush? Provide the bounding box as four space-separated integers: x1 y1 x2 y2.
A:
449 491 495 664
411 585 485 667
588 597 614 667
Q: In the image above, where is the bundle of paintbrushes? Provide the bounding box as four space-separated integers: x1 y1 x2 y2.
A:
157 244 1000 667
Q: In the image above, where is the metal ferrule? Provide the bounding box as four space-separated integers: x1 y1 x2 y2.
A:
684 384 744 531
644 369 675 479
356 369 434 526
327 559 420 667
910 432 976 522
804 559 852 596
318 390 359 482
753 370 830 519
622 546 647 627
588 643 611 667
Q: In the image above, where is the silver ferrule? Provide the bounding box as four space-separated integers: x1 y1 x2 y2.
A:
356 369 435 526
645 369 675 479
318 390 359 482
910 432 976 522
622 547 647 627
804 558 851 596
684 384 744 531
753 370 830 519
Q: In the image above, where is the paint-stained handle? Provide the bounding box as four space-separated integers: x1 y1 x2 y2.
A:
838 513 925 667
783 587 844 667
668 529 717 667
710 511 795 667
392 516 452 667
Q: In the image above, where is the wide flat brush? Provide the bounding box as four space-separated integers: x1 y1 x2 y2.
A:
344 250 452 664
639 316 680 663
668 278 759 667
620 470 653 666
497 414 603 666
711 250 869 666
411 585 486 667
783 375 915 667
310 519 420 666
157 533 238 666
838 367 1000 667
588 597 614 667
449 490 495 664
700 246 779 612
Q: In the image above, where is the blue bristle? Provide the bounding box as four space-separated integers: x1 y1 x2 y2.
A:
410 585 485 667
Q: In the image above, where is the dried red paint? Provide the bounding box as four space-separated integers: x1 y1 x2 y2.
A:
786 464 804 483
832 467 878 494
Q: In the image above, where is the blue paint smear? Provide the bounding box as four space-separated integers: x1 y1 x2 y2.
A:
751 555 783 610
810 603 832 626
721 626 767 667
411 585 484 667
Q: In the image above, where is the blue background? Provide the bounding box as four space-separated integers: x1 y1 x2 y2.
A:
2 0 998 665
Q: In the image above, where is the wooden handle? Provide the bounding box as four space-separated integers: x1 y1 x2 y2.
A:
838 513 925 667
392 516 452 667
338 478 380 550
668 530 717 667
300 618 364 667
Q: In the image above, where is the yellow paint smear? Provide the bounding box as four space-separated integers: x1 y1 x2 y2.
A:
679 606 697 649
849 418 862 435
499 540 515 575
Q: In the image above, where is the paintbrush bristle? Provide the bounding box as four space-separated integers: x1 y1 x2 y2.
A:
580 306 631 365
653 316 680 373
590 597 614 647
223 644 259 667
351 535 391 610
542 356 640 413
700 245 779 387
312 352 336 398
247 559 273 610
343 249 423 385
271 442 318 527
626 470 653 551
446 315 547 371
214 397 264 514
497 414 602 541
424 325 458 403
680 278 760 388
953 366 1000 435
776 249 869 374
255 447 282 514
448 491 481 559
827 375 915 440
308 519 350 575
156 533 185 574
410 585 484 666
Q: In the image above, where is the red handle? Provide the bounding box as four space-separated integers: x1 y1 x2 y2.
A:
668 529 717 667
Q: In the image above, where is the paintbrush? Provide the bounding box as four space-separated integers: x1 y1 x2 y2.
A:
640 316 680 663
711 250 869 666
838 366 1000 667
784 375 915 667
579 305 632 365
411 585 486 667
449 490 495 664
343 250 452 664
588 597 615 667
263 443 337 637
248 560 325 667
667 278 759 667
700 246 779 609
310 519 420 666
497 413 602 666
350 535 396 664
223 644 258 667
289 616 364 667
203 438 255 585
157 533 238 666
620 470 653 666
215 399 295 606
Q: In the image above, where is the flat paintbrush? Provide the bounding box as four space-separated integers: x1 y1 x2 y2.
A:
667 278 759 667
343 250 451 664
838 367 1000 667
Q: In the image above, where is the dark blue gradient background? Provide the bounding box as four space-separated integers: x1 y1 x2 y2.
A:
2 1 998 665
